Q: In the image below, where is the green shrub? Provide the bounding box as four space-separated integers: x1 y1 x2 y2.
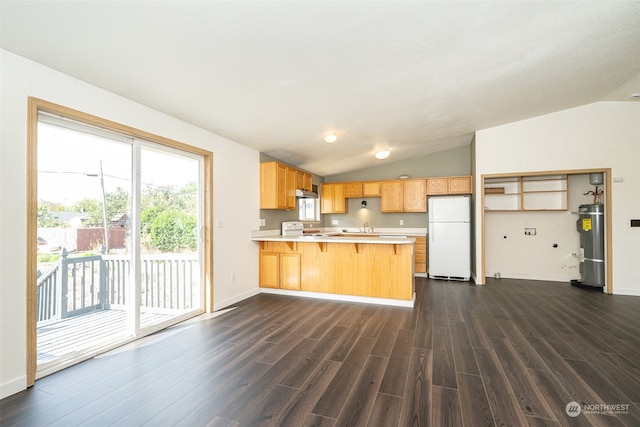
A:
148 209 197 252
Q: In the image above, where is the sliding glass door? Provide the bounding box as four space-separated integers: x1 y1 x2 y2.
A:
35 112 204 376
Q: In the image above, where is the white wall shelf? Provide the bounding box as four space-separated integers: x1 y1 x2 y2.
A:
484 174 568 211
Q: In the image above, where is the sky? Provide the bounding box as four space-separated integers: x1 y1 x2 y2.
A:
38 122 199 207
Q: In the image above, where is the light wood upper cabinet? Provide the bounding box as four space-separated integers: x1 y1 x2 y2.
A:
362 181 381 197
320 183 332 213
381 180 404 212
261 161 288 209
296 170 312 192
261 161 311 209
304 173 312 191
321 183 347 214
381 179 427 212
426 176 472 195
263 164 471 211
331 184 346 213
449 176 472 194
344 182 363 198
286 167 296 209
426 177 449 195
403 179 427 212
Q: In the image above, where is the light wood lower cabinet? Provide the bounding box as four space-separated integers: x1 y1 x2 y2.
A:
259 252 280 288
258 241 414 300
259 242 301 290
279 253 301 290
414 236 427 273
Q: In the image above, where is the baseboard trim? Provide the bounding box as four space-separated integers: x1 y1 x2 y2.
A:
260 288 415 307
1 375 27 400
214 288 261 311
612 288 640 297
485 273 579 282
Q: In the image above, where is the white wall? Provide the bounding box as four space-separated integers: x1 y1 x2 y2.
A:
485 211 580 281
475 102 640 296
0 50 261 398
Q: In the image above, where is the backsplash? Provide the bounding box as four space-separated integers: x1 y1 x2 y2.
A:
323 198 427 230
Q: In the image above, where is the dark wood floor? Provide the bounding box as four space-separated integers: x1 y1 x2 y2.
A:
2 277 640 426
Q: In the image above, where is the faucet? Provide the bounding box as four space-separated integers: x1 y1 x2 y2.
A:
363 222 369 233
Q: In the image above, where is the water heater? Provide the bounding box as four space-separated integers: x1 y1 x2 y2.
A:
572 204 605 289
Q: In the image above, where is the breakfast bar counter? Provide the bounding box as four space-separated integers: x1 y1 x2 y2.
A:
252 234 416 306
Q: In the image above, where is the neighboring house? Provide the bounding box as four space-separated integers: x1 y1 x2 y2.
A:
110 213 128 227
50 211 88 228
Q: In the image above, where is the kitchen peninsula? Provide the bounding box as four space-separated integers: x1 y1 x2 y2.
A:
252 234 416 307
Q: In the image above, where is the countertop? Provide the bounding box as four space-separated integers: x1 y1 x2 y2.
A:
251 233 416 245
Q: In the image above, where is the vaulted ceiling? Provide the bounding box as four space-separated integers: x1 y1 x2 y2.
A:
2 1 639 176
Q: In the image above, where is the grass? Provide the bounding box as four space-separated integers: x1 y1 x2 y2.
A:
37 253 60 264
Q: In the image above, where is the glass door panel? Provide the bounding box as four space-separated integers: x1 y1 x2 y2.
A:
138 146 203 329
36 121 133 369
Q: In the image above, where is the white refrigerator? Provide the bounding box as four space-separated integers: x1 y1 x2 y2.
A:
428 195 471 281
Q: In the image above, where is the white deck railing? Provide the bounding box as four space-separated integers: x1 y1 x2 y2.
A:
36 248 199 324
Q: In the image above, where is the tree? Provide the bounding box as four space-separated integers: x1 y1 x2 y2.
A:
72 198 103 226
105 187 130 220
37 201 61 228
142 182 197 212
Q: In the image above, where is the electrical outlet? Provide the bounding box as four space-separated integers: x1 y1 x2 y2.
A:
400 219 404 225
331 220 339 225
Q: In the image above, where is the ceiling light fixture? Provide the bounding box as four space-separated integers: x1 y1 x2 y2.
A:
375 149 390 160
324 133 337 143
630 93 640 100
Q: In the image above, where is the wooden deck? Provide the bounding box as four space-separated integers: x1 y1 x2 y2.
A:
37 309 174 364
